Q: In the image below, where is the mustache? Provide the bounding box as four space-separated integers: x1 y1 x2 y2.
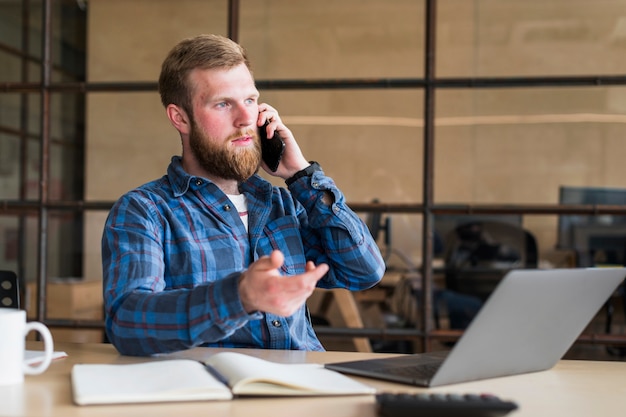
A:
227 128 258 142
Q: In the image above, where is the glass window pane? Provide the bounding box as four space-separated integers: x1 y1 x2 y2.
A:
50 92 85 201
0 50 21 83
0 213 38 283
25 138 41 200
87 0 228 82
436 86 626 255
436 86 626 205
0 92 22 131
438 0 626 77
0 134 21 199
85 91 177 200
47 210 83 279
0 1 23 54
240 0 425 79
0 215 22 278
53 1 87 81
0 211 84 282
0 93 42 143
0 91 41 201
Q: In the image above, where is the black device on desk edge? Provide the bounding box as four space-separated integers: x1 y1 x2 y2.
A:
260 120 285 172
376 392 518 417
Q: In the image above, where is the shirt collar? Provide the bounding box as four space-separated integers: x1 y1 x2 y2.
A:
167 156 195 197
167 155 273 198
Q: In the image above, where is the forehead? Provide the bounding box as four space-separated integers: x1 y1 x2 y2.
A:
188 63 258 100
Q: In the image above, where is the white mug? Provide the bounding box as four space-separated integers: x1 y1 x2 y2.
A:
0 309 54 385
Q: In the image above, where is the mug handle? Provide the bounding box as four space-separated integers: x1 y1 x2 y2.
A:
23 321 54 375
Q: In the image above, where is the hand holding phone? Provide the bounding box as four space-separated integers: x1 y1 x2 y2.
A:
260 120 285 172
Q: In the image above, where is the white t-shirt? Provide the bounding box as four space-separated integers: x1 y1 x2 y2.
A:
227 193 249 232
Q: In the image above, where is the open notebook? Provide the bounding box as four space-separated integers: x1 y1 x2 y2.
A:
325 267 626 387
71 351 375 405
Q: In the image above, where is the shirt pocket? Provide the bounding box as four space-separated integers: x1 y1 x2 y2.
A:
257 215 307 275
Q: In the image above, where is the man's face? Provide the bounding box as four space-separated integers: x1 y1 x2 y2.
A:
186 64 262 182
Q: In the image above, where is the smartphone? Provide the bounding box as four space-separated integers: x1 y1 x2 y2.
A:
259 120 285 172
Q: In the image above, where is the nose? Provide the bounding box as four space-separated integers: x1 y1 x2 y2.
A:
234 102 257 128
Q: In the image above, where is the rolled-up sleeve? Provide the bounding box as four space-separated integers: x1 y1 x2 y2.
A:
287 170 386 291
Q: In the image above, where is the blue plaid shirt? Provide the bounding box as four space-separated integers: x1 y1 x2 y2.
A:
102 156 385 356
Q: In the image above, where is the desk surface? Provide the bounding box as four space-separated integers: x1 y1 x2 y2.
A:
3 342 625 417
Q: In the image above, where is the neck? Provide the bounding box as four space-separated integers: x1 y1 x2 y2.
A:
214 179 241 195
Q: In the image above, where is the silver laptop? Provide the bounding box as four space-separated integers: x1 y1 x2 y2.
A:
325 268 625 387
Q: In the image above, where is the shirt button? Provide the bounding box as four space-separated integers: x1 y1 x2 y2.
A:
311 181 319 188
224 204 231 211
195 179 202 186
272 320 282 327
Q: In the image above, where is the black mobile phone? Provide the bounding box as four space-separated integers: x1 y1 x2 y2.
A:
259 120 285 172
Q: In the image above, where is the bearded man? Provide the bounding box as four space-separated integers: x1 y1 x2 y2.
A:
101 34 385 356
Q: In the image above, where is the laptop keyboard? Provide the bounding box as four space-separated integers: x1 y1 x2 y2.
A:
377 360 443 379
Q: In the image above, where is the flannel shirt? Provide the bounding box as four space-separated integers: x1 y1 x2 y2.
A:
102 156 385 356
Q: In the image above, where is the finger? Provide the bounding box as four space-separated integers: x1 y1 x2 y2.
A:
257 110 269 127
310 262 329 280
305 260 315 272
258 104 280 126
259 103 276 114
252 250 284 273
263 263 328 317
298 262 329 288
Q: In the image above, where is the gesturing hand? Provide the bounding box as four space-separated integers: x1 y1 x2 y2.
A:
238 250 329 316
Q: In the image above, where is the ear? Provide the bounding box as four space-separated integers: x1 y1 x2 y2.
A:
166 104 191 135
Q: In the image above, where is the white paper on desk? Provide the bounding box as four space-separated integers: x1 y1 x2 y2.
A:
71 360 233 405
24 350 68 365
203 351 377 396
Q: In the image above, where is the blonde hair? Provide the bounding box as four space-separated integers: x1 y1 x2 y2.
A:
158 34 250 115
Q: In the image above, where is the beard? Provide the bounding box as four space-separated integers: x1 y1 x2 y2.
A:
188 119 262 182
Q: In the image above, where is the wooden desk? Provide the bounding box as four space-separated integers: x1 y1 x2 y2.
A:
4 342 626 417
